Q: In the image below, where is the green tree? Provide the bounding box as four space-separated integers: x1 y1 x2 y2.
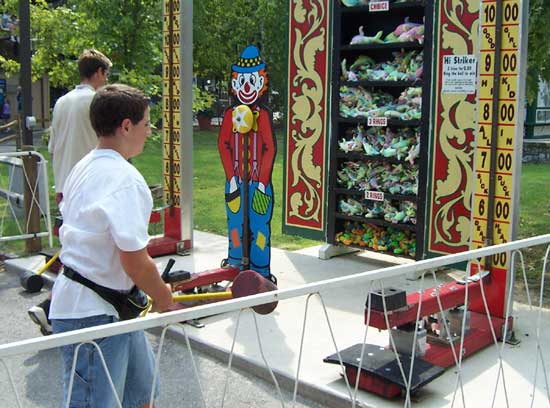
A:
526 0 550 101
1 0 163 96
65 0 163 96
193 0 288 112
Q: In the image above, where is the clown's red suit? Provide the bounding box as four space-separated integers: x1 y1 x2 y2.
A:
218 45 276 278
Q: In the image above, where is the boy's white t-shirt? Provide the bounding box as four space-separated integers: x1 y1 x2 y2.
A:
49 149 153 319
48 84 98 194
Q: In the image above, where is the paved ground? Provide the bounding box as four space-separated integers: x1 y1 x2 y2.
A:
0 265 328 408
4 232 550 408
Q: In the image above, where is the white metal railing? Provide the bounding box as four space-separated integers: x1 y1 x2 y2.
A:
0 151 53 247
0 235 549 407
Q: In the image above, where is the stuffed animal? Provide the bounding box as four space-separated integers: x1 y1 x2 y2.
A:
341 0 367 6
350 27 384 45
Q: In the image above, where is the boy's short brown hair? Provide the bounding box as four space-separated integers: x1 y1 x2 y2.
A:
90 84 150 137
78 49 112 80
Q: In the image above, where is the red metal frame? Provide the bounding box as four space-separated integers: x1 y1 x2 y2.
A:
172 266 240 292
147 207 189 257
365 279 496 329
345 366 402 399
354 278 511 397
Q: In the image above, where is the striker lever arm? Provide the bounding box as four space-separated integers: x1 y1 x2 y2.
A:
161 258 191 283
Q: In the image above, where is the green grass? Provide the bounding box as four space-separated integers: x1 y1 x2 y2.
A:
132 129 320 250
2 129 318 254
2 134 548 274
516 163 550 284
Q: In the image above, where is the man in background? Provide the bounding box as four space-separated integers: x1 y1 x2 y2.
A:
27 48 112 335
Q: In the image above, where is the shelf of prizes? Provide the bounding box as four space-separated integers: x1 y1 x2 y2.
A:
327 0 434 260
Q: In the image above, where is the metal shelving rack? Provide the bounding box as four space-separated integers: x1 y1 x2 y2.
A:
327 0 434 260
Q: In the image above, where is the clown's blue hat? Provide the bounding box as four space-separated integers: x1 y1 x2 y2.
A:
232 45 266 73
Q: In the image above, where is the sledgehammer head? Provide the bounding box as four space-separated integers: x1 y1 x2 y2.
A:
20 270 44 293
231 270 278 315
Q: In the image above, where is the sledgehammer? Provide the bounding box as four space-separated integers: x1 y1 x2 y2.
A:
19 250 60 292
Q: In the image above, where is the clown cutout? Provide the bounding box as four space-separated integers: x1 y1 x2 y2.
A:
218 45 276 280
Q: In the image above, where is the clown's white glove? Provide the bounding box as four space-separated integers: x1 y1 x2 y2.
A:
229 176 238 193
258 182 265 194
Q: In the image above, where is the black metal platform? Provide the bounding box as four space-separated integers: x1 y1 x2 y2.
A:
324 343 444 392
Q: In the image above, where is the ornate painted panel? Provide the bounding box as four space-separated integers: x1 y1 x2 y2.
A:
283 0 332 239
426 1 481 256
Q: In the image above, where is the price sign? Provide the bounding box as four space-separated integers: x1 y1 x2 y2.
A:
367 117 387 127
442 55 477 94
369 1 389 12
364 191 384 201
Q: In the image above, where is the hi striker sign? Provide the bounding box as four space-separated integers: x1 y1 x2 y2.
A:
442 54 477 94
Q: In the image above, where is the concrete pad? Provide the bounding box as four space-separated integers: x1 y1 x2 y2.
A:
5 230 550 407
162 231 550 408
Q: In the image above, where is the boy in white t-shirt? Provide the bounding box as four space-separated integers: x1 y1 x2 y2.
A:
50 84 173 408
28 49 112 335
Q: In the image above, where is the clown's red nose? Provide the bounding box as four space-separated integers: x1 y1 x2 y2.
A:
244 82 250 92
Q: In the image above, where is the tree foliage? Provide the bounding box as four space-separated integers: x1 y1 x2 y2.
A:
193 0 288 110
2 0 548 110
1 0 163 96
526 0 550 101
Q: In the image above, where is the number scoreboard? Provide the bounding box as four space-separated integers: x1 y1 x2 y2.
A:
471 0 527 317
148 0 192 256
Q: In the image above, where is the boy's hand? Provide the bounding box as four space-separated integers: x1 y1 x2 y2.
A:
151 283 174 312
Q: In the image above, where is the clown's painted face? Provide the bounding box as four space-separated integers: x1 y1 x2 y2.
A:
231 71 265 105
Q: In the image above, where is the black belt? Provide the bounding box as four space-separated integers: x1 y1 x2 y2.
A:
63 266 149 320
63 266 128 306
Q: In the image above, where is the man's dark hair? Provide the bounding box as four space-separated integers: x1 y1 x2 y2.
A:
90 84 150 137
78 49 112 80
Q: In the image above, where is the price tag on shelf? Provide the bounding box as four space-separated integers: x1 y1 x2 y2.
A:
369 1 389 12
365 191 384 201
367 117 387 127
